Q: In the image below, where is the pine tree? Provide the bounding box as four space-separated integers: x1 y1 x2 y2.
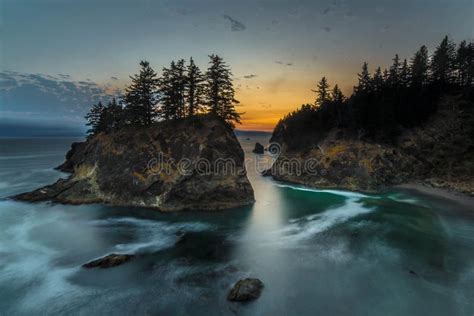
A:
313 76 330 106
105 98 123 131
204 54 241 127
85 102 106 138
355 62 372 93
123 61 159 125
158 60 187 120
331 84 344 103
186 57 205 116
389 54 401 86
400 59 410 87
410 45 429 86
455 40 474 87
431 35 456 84
372 66 384 91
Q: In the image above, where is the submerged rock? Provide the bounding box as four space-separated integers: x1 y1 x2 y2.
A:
14 114 255 211
252 142 264 154
227 278 264 302
82 254 134 269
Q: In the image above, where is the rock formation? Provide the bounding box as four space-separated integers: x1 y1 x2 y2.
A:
15 114 255 211
252 142 264 154
267 95 474 195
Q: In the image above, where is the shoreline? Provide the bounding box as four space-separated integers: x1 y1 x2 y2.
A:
395 183 474 209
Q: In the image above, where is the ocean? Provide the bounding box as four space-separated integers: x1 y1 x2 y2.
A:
0 135 473 315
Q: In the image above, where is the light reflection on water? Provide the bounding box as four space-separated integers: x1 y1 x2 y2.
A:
0 136 473 315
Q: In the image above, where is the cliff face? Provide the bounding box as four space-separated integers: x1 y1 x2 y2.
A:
268 95 474 195
15 115 255 211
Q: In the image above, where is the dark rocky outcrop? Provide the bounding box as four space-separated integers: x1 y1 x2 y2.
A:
15 114 255 211
252 142 264 154
267 95 474 195
227 278 264 301
82 254 135 269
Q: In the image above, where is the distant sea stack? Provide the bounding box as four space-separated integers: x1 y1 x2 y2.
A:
15 114 255 211
252 142 264 154
267 95 474 195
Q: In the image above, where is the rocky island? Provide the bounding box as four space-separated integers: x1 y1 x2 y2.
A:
15 114 255 211
265 36 474 196
268 94 473 195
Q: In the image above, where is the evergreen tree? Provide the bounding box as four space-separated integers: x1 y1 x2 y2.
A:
431 35 456 84
123 61 159 125
313 76 330 106
186 57 205 116
410 45 429 86
400 59 410 87
105 98 123 131
356 62 372 93
372 66 384 91
331 84 344 103
204 54 241 127
85 102 106 138
389 54 401 86
158 60 187 120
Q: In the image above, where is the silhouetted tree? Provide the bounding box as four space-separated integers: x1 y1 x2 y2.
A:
204 54 241 127
158 60 187 120
186 57 205 116
389 54 401 86
400 59 410 87
331 84 344 103
431 35 456 84
410 45 429 87
456 40 474 87
356 62 372 93
123 61 159 125
85 102 106 138
313 76 330 106
372 66 384 91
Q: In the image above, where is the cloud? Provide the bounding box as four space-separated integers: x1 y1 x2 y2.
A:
0 71 120 122
243 74 257 79
323 26 332 32
275 61 293 67
223 15 246 31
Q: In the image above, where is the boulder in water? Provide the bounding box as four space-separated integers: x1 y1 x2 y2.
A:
82 253 134 269
227 278 264 301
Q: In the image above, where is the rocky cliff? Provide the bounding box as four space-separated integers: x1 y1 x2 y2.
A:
267 95 474 195
15 114 255 211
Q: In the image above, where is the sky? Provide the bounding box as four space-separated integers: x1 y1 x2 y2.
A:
0 0 473 135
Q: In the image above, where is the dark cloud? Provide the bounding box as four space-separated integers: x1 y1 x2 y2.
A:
0 71 119 121
223 15 246 31
243 74 257 79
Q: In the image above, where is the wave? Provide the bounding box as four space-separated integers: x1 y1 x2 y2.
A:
91 217 214 254
274 183 375 199
0 153 60 160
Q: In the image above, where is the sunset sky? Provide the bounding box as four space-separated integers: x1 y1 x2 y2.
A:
1 0 473 134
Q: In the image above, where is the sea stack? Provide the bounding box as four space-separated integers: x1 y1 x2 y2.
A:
15 114 255 211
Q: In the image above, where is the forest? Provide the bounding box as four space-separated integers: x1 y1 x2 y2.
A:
273 36 474 149
85 54 241 138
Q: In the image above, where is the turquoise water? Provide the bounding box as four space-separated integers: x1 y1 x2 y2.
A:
0 136 473 315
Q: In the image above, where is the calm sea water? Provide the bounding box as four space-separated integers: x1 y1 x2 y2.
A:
0 136 473 315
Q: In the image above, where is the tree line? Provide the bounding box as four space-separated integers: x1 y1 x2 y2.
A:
273 35 474 149
85 55 241 138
